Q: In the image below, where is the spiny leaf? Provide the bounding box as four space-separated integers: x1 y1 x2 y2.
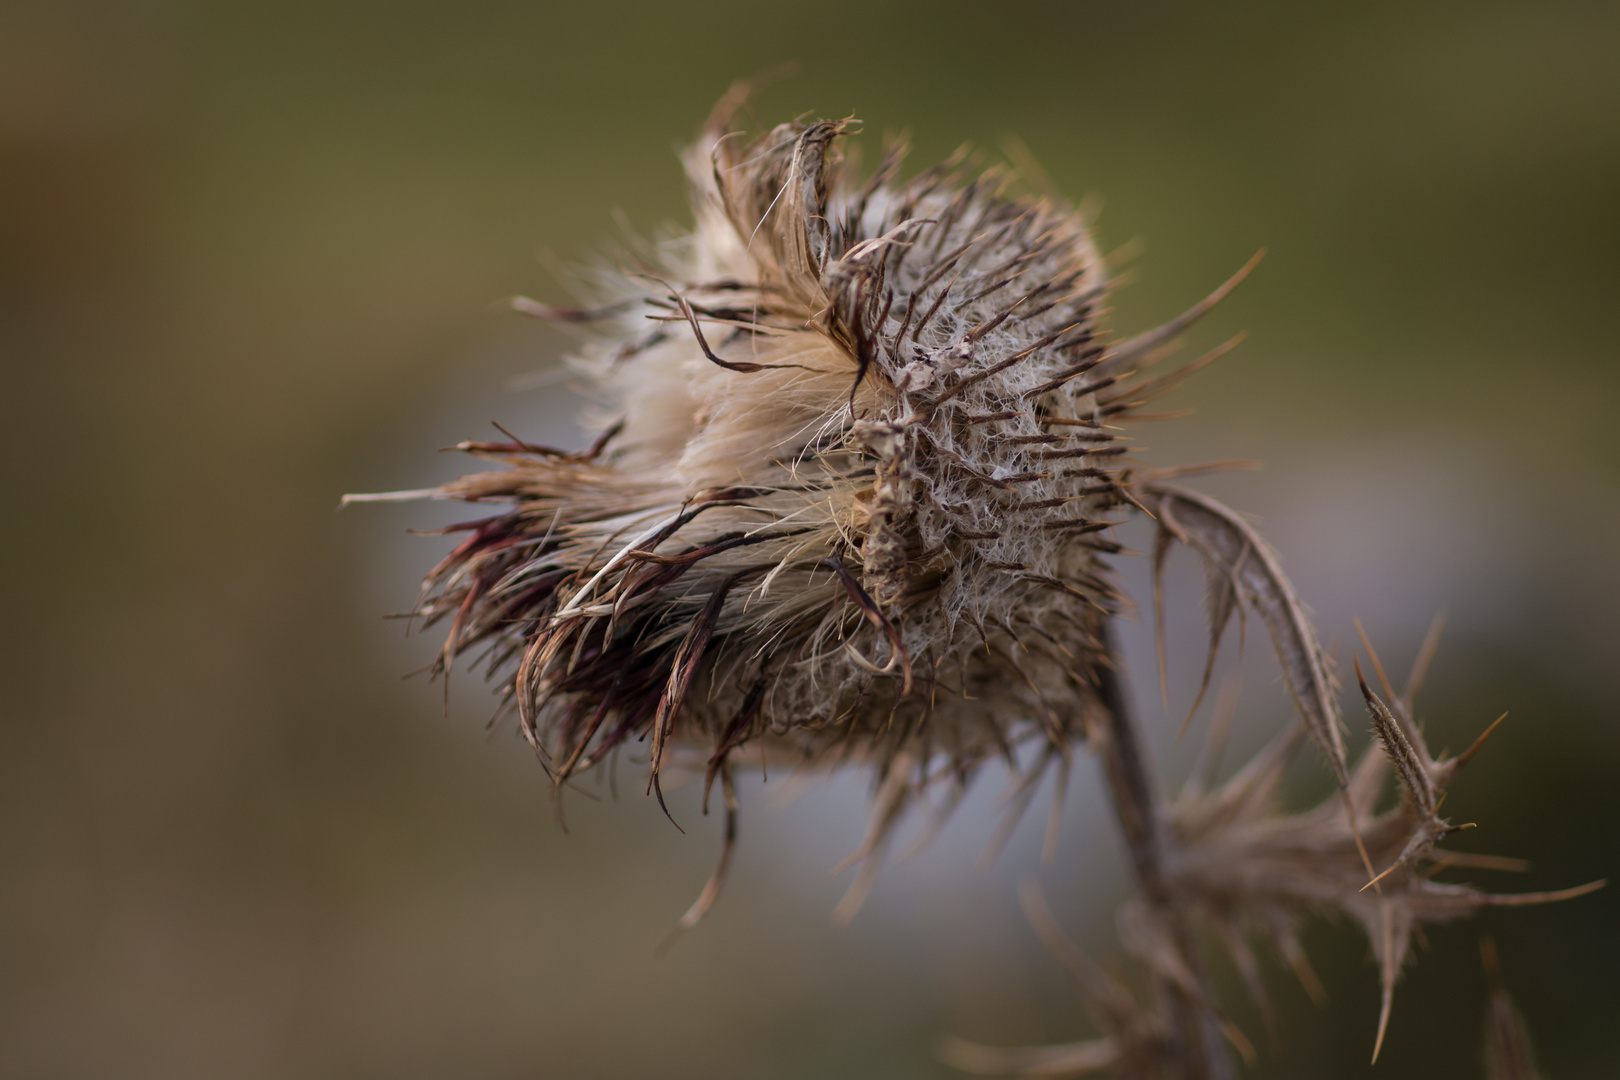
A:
1141 481 1348 788
1357 659 1435 816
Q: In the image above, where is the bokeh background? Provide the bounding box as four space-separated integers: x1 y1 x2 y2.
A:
3 1 1617 1077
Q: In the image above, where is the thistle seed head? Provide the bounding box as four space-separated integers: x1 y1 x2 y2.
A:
394 89 1217 831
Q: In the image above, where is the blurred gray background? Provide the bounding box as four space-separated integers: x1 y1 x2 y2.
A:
2 1 1616 1077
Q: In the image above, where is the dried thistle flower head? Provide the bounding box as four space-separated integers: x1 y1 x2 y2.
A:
366 87 1261 865
355 86 1604 1074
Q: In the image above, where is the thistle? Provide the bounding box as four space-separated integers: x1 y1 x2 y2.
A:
352 84 1600 1077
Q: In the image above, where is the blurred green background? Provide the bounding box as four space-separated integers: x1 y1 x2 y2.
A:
2 1 1616 1077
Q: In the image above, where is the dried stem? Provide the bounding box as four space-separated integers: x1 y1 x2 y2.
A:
1096 620 1233 1080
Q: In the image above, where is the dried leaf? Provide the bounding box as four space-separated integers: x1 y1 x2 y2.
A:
1141 481 1347 788
1358 660 1435 816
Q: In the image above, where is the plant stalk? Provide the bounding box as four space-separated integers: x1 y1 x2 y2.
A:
1096 619 1233 1080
